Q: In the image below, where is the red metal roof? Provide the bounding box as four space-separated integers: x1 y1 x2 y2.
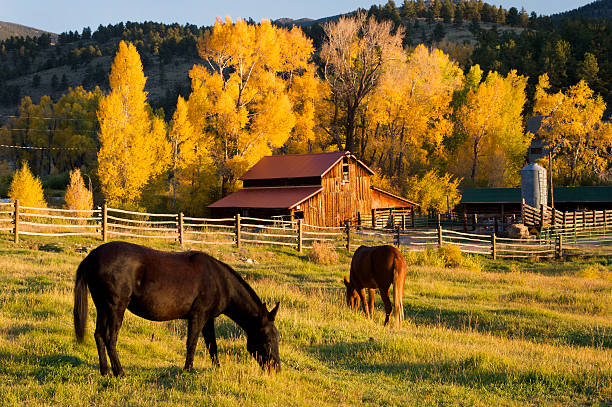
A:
239 151 374 181
208 186 323 209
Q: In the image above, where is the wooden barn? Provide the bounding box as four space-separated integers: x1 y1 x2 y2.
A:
208 151 417 226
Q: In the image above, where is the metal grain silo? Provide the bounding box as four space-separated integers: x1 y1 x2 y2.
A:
521 163 548 208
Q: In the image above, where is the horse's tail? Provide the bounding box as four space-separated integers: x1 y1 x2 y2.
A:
392 250 406 327
74 256 90 343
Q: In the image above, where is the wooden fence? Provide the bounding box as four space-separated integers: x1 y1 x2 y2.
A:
523 202 612 231
0 201 609 258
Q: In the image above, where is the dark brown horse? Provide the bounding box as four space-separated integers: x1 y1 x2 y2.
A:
343 245 406 327
73 241 280 376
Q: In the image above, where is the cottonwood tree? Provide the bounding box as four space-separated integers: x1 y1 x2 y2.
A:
97 41 169 209
188 17 316 195
534 76 612 184
320 13 404 153
364 45 463 182
453 68 528 187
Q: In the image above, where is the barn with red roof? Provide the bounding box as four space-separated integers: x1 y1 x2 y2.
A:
208 151 416 227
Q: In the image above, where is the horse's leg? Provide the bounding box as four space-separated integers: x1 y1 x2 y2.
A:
368 288 375 319
202 318 219 367
379 287 393 327
104 303 127 377
94 311 110 376
357 288 370 319
184 315 207 370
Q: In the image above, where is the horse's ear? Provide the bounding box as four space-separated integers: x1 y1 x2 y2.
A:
259 302 268 320
343 276 350 287
268 302 280 322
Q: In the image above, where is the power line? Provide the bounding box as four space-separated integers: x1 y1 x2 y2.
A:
1 128 98 133
0 115 97 123
0 144 96 151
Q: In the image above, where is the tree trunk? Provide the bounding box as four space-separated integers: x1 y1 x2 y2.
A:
471 138 479 183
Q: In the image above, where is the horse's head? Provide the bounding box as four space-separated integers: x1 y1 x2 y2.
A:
343 276 360 311
247 302 281 373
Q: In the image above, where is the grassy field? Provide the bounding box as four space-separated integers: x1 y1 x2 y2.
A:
0 237 610 406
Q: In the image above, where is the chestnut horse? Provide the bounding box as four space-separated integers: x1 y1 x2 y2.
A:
343 245 406 327
74 241 280 376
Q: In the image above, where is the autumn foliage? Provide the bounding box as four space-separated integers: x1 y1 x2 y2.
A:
64 168 93 214
3 15 610 214
97 41 169 209
8 161 46 207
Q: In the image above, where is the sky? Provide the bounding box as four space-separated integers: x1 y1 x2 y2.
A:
0 0 596 34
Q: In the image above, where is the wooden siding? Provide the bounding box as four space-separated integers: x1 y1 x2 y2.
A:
301 159 372 226
371 188 416 209
301 158 372 227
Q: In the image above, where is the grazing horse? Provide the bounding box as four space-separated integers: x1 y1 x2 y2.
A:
73 241 280 376
343 245 406 327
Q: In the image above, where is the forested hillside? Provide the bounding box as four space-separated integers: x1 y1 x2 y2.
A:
553 0 612 20
0 0 611 216
0 21 57 41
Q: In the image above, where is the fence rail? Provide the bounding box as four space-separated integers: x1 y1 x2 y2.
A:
0 201 610 258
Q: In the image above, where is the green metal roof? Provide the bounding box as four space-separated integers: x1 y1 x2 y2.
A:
461 186 612 204
461 188 521 204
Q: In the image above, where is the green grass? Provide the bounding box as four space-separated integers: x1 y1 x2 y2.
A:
0 236 610 406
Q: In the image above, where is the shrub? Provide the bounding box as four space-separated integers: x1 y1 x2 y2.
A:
64 168 93 214
308 241 339 265
8 161 46 207
438 244 463 268
577 264 611 280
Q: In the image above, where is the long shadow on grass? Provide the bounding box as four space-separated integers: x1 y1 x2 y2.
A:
0 349 90 383
404 302 611 349
305 341 603 397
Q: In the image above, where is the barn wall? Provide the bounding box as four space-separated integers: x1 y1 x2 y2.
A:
301 158 371 227
371 189 415 209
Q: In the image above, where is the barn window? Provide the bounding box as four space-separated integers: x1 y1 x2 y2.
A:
342 157 349 182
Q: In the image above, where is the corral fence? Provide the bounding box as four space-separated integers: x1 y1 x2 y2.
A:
0 200 609 258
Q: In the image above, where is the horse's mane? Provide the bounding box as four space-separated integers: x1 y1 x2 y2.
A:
196 251 263 307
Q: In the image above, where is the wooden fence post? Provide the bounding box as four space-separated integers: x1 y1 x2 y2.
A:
178 212 184 248
401 214 406 230
437 225 443 248
604 210 608 234
463 211 468 233
592 209 597 229
297 219 303 253
371 209 376 228
345 221 351 250
396 227 401 247
563 211 567 230
102 204 108 242
552 207 556 228
540 204 545 229
411 208 415 228
557 235 563 258
521 198 525 225
13 199 19 243
491 233 497 260
235 213 241 249
357 212 361 227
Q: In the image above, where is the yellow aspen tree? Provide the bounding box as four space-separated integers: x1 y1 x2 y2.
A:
168 96 198 209
64 168 93 220
534 77 611 184
454 69 528 186
8 161 46 207
97 41 169 208
405 170 462 213
189 18 314 195
364 45 463 180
